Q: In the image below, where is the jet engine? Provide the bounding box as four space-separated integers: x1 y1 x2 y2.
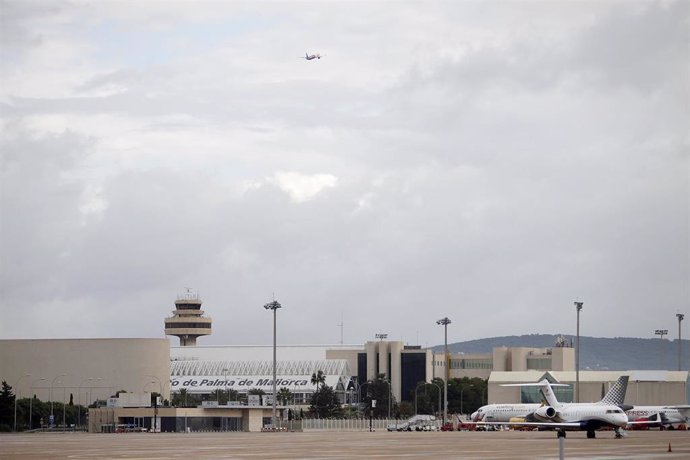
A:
534 406 557 420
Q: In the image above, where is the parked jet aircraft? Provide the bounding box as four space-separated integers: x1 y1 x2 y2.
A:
470 377 653 438
626 405 690 428
300 52 322 60
471 376 629 424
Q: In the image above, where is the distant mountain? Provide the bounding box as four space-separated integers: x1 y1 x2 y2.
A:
432 334 690 371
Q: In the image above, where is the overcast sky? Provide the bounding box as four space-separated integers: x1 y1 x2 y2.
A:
1 1 688 348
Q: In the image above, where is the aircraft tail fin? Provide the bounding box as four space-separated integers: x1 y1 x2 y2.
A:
599 376 629 406
537 379 562 408
502 379 565 408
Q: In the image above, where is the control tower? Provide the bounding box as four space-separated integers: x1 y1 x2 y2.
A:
164 290 212 346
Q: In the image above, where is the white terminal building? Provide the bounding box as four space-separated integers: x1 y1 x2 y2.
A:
1 294 688 432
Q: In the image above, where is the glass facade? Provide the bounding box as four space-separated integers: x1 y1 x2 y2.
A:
449 358 493 369
401 353 427 402
526 358 552 370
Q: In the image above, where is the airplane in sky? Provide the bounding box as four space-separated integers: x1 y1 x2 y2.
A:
469 377 653 438
300 52 322 60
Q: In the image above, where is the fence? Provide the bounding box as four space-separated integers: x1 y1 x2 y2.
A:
299 418 442 431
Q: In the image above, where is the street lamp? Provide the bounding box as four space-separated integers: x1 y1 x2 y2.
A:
677 313 685 371
436 317 451 425
574 302 583 403
460 384 474 418
222 368 230 406
13 373 30 431
414 381 442 417
29 377 46 430
264 299 283 429
357 381 370 416
380 377 392 419
655 329 668 370
83 377 103 432
50 373 66 425
147 375 163 396
78 378 94 430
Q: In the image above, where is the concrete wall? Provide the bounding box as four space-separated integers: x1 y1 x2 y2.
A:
551 347 574 371
0 338 171 405
325 349 358 379
488 372 688 405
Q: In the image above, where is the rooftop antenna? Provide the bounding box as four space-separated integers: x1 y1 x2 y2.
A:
337 313 344 344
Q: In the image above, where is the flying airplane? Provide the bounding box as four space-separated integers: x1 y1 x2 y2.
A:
300 52 322 60
470 377 654 438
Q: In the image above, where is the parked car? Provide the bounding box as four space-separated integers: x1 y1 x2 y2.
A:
387 414 437 432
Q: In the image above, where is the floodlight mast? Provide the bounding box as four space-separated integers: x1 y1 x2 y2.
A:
655 329 669 370
574 302 583 403
436 317 451 425
677 314 685 371
264 299 282 429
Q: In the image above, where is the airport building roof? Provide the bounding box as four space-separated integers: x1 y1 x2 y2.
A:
489 370 690 383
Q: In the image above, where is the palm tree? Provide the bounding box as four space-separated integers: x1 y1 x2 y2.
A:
311 370 326 391
277 387 293 406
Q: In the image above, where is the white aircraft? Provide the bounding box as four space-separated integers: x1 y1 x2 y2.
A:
626 405 690 428
300 52 322 60
470 377 653 438
471 376 629 424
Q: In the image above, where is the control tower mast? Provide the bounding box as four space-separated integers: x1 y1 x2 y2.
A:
164 289 212 346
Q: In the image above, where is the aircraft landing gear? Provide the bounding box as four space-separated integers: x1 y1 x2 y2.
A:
557 429 566 439
614 428 624 439
586 430 596 439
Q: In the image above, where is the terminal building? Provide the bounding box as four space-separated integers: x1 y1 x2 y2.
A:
433 341 576 381
3 336 689 431
2 294 688 432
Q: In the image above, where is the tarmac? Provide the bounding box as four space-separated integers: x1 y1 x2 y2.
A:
1 430 689 459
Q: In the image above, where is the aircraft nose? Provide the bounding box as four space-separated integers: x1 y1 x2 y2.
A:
471 411 479 422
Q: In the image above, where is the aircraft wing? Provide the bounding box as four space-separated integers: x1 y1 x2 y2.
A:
474 421 583 428
501 381 570 387
666 406 690 420
626 413 662 426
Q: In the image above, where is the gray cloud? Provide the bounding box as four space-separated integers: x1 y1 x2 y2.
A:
1 1 687 347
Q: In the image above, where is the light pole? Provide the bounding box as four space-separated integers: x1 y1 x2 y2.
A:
223 368 229 405
574 302 583 403
78 378 93 430
29 377 46 430
380 377 392 419
83 377 102 432
357 381 370 417
147 375 163 396
436 317 451 425
13 373 31 431
62 387 66 431
413 382 443 418
264 299 282 429
50 373 66 426
677 313 685 371
655 329 668 370
460 384 474 418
